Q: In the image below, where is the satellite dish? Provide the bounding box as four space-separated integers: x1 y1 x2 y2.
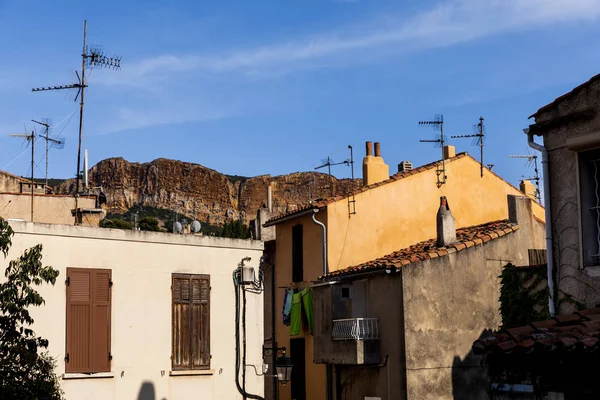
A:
191 220 201 233
173 221 183 234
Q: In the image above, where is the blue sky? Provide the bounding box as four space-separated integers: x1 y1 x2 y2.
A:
0 0 599 187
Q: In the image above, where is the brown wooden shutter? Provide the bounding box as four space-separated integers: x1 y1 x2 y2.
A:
172 274 210 370
191 276 210 369
66 268 112 374
91 269 112 372
66 268 92 373
172 275 192 369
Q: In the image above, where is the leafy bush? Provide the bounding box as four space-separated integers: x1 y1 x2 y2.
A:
100 218 133 230
0 218 64 400
138 216 160 232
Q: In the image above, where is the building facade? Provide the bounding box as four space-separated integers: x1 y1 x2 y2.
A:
264 142 545 400
1 221 264 400
313 195 545 400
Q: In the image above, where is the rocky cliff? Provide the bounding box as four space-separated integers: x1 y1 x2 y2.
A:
56 158 361 225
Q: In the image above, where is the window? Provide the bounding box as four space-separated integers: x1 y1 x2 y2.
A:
65 268 112 373
579 148 600 267
292 224 303 283
172 274 210 370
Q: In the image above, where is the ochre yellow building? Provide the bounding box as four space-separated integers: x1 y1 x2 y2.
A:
264 142 545 400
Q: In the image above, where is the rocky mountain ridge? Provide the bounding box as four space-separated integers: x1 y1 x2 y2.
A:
55 157 361 226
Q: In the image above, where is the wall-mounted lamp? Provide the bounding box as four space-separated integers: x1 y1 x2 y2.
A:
262 346 293 385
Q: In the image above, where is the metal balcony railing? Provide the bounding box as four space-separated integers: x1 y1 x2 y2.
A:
332 318 379 341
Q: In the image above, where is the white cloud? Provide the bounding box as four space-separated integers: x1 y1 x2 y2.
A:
101 0 600 88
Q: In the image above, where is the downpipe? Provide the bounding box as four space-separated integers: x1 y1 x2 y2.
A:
312 209 328 276
527 129 556 317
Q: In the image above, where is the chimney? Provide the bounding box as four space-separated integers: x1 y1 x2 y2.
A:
443 145 456 160
397 161 413 173
362 141 390 186
519 180 536 199
267 184 273 212
436 196 456 247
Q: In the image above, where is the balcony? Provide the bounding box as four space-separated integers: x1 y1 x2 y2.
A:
332 318 379 341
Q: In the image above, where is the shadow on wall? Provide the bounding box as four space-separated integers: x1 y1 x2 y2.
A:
451 329 493 400
138 381 167 400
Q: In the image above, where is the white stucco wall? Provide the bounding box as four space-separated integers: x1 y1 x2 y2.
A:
0 222 265 400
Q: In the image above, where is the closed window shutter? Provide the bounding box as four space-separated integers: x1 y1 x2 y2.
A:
172 275 192 369
191 276 210 369
173 274 210 370
66 268 92 373
91 269 112 372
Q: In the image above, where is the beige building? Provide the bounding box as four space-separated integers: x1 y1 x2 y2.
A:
1 222 265 400
312 195 545 400
263 142 545 400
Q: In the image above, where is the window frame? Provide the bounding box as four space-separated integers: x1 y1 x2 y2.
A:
171 273 211 371
292 224 304 283
577 148 600 268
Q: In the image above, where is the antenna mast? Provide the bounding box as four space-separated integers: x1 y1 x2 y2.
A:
9 130 36 221
32 20 121 204
32 119 64 191
451 116 486 177
418 114 447 187
314 155 350 197
509 154 542 203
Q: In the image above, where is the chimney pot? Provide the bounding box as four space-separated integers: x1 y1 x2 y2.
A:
436 196 456 247
374 142 381 157
366 141 373 156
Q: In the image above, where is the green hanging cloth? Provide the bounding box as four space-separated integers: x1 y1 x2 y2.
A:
290 292 303 336
301 286 314 335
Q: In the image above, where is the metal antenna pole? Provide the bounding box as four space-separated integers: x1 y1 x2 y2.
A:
32 119 51 189
31 131 34 221
479 117 484 178
451 116 486 177
418 114 446 187
75 20 87 201
348 145 354 180
315 154 351 197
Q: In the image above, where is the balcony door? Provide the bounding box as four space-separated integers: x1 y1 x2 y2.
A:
290 338 306 400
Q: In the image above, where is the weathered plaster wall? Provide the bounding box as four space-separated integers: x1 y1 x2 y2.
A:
0 193 96 224
326 155 545 272
0 170 24 192
275 212 328 400
0 222 264 400
401 199 545 400
535 78 600 312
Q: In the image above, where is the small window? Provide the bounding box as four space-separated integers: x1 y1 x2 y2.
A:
172 274 210 370
579 148 600 267
292 224 303 283
341 287 351 298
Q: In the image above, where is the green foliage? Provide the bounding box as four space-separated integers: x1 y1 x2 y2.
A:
499 263 550 329
0 218 64 399
100 218 133 230
220 219 251 239
138 216 160 232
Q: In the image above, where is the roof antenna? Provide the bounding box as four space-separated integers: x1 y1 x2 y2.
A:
314 153 350 197
509 154 542 203
9 128 36 221
347 145 356 216
418 114 447 187
32 118 65 192
452 116 486 178
32 20 122 217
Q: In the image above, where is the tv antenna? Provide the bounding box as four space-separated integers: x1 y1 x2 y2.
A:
347 145 356 216
509 154 541 203
452 116 486 177
9 129 36 221
314 155 350 197
32 20 121 205
32 119 65 190
418 114 447 187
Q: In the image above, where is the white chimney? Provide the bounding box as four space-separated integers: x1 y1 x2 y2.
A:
84 149 89 191
436 196 456 247
267 185 272 213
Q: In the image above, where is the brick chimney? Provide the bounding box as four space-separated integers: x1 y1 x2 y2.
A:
436 196 456 247
362 141 390 186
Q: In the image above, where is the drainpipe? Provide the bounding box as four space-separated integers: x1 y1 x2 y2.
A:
312 209 328 275
526 128 556 317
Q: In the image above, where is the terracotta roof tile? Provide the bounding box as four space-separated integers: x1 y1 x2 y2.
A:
265 152 468 225
321 219 518 279
473 308 600 356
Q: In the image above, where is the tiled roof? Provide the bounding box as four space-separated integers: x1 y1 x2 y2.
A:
264 152 468 226
473 308 600 356
321 219 519 279
529 73 600 119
